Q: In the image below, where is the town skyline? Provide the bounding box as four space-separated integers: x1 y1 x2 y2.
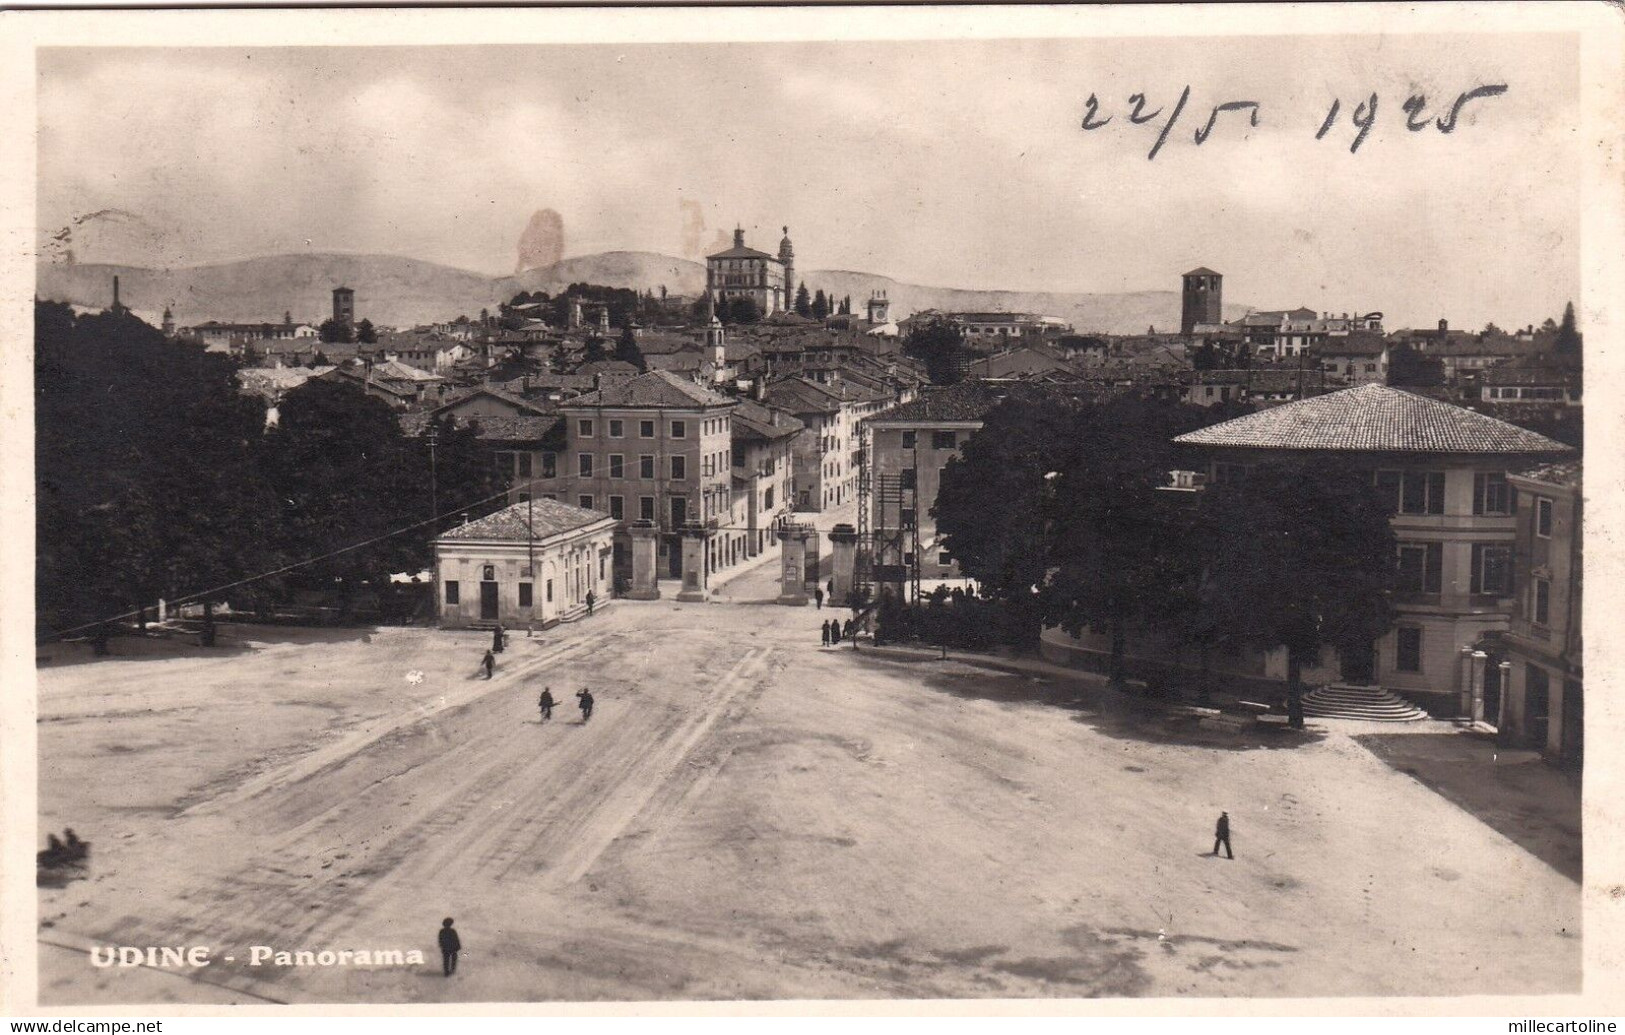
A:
39 32 1578 332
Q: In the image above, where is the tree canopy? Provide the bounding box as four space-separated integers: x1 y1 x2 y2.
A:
903 318 972 385
1554 301 1581 354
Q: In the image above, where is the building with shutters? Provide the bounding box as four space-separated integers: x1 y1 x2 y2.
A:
433 498 616 629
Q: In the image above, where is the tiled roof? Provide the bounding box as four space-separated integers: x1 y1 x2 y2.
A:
731 398 804 442
707 244 776 261
1515 460 1581 489
1174 384 1574 454
431 386 554 417
400 412 562 444
1185 266 1221 277
1178 369 1350 391
437 498 613 542
564 368 732 409
864 382 1016 424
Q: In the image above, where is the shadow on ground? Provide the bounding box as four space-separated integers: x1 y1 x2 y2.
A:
879 657 1328 752
1354 732 1581 882
37 624 387 668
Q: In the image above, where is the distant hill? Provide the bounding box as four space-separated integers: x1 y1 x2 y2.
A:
37 251 1250 335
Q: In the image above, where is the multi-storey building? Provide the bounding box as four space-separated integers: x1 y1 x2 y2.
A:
557 370 738 586
1490 461 1582 765
861 382 1013 583
1168 384 1573 711
765 375 892 511
706 226 794 317
728 398 804 559
433 498 616 629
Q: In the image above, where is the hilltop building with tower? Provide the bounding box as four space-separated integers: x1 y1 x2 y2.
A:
706 226 795 316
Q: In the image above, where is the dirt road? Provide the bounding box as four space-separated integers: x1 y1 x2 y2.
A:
37 597 1580 1003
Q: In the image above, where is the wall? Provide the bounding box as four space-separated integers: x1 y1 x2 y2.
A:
435 527 614 629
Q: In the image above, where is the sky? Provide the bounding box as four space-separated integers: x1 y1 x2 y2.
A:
37 33 1580 330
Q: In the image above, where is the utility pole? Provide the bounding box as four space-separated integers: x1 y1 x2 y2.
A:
426 423 440 527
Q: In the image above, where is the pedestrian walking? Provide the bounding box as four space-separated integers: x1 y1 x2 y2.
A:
577 687 594 722
438 918 461 976
843 618 854 642
538 687 555 722
1213 811 1233 859
831 620 842 645
586 590 596 616
481 649 495 679
821 620 831 647
815 587 824 609
492 623 505 653
827 578 835 600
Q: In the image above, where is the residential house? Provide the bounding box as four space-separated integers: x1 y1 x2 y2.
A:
765 375 891 512
729 398 804 559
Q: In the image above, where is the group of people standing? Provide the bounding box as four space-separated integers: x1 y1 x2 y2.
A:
820 618 855 646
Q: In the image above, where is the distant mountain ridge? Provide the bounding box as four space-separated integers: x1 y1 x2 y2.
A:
37 251 1250 335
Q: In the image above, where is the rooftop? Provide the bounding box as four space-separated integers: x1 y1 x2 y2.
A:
1173 383 1574 454
1185 266 1222 277
437 498 613 543
1514 460 1582 489
864 382 1017 424
564 368 733 409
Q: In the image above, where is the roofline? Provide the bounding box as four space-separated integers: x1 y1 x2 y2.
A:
435 515 619 547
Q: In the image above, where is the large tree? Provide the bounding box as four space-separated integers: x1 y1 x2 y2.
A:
614 324 648 372
319 318 356 344
811 289 829 320
356 318 378 344
934 393 1081 645
35 302 277 637
1192 461 1397 726
1554 301 1581 354
903 318 972 386
794 283 812 318
1042 396 1214 686
1386 341 1445 387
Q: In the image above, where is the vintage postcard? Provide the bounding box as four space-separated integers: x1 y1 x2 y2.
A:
2 1 1622 1018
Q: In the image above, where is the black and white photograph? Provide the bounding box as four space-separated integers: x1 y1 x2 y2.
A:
4 1 1622 1018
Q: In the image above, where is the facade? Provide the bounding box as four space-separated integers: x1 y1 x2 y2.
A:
434 498 616 628
1490 461 1582 765
1317 332 1390 385
333 286 355 327
1162 384 1573 710
1180 267 1222 336
764 376 891 511
409 387 564 506
706 227 793 316
861 382 1012 583
729 398 804 558
557 369 738 587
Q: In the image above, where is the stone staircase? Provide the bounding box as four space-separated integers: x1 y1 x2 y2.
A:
1301 682 1429 722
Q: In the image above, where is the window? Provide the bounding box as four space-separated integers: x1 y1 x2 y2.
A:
600 554 607 580
1533 576 1551 626
546 580 554 602
542 453 557 478
1536 497 1553 538
733 445 746 468
1214 462 1250 484
763 486 774 509
932 430 957 450
671 420 687 438
609 495 624 520
640 419 655 438
900 468 917 490
671 456 686 480
1396 542 1443 594
1470 543 1512 596
482 565 495 582
1377 470 1446 515
445 581 459 605
671 497 688 526
609 419 624 438
901 507 916 528
518 583 533 607
609 454 624 478
517 454 533 478
939 550 952 565
518 492 531 503
578 419 594 438
1473 472 1511 516
1396 627 1423 673
639 496 655 520
577 453 593 477
579 494 594 510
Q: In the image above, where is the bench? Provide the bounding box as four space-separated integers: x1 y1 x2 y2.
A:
1170 705 1222 720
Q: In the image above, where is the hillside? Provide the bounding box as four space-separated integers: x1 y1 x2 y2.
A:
37 251 1249 335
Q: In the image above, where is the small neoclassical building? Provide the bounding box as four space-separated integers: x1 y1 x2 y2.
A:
434 498 616 629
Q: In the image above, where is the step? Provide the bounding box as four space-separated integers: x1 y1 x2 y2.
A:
1300 682 1428 722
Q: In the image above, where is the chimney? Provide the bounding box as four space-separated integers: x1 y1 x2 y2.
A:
593 373 603 391
112 275 120 310
733 226 745 249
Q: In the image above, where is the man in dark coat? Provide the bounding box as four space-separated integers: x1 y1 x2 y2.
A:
827 578 835 601
1213 811 1233 859
577 688 594 722
438 918 461 976
821 620 831 646
815 587 824 609
481 649 495 679
492 623 505 653
586 590 596 616
830 620 841 645
538 687 555 722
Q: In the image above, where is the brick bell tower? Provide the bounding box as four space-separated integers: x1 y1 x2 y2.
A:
1181 267 1222 336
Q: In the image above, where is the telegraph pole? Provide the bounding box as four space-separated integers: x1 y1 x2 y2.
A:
426 423 440 527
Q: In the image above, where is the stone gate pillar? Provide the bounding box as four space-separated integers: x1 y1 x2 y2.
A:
677 526 709 603
828 523 858 605
1470 650 1488 725
777 524 814 606
628 521 661 600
